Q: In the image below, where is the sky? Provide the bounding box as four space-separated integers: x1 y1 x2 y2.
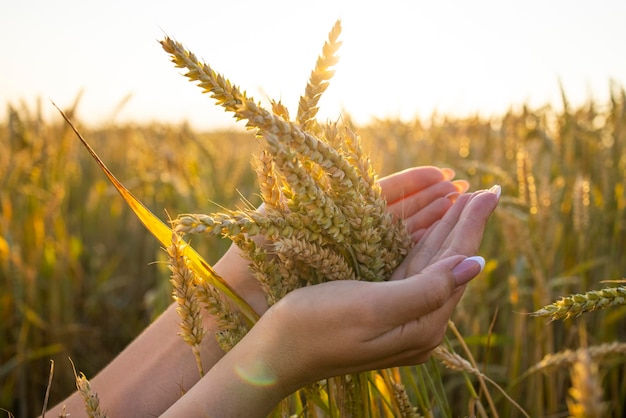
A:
1 0 625 130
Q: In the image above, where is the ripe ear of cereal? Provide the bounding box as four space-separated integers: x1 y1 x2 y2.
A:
162 20 412 306
161 20 418 416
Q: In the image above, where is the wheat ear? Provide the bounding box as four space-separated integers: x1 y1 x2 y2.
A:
167 232 206 376
160 37 365 194
69 358 107 418
194 275 249 352
160 37 249 117
296 19 342 132
175 209 324 244
253 150 288 211
434 344 530 418
531 285 626 320
274 237 356 282
391 382 422 418
519 341 626 380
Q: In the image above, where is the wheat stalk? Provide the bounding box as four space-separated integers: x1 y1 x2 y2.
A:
531 285 626 320
567 349 607 418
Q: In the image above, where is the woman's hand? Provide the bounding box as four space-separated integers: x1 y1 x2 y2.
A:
380 166 468 242
263 187 499 387
166 186 499 417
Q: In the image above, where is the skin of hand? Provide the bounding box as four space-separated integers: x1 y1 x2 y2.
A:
44 166 467 417
162 185 499 417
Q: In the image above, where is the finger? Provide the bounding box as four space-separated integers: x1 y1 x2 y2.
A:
379 166 446 204
376 256 466 324
360 262 481 371
404 193 473 273
407 187 499 274
402 196 455 237
386 180 459 221
435 187 500 260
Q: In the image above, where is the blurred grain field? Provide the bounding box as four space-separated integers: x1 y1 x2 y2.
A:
2 89 626 417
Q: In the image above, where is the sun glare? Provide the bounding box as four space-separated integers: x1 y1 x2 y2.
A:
0 0 625 129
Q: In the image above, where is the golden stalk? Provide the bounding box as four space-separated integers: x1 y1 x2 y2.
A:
567 350 607 418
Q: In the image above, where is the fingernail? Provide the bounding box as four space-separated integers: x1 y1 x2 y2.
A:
445 191 460 202
452 256 485 286
488 184 501 200
441 168 455 180
453 179 469 193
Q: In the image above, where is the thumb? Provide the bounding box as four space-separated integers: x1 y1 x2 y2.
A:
380 255 485 324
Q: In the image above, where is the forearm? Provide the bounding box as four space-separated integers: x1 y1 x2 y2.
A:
44 302 225 416
161 309 298 418
45 248 255 417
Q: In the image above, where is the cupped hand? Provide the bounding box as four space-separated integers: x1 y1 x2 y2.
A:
380 166 468 242
164 182 498 417
249 186 499 393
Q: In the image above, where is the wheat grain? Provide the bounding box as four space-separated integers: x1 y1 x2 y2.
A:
253 151 288 211
270 98 291 121
263 130 351 244
160 37 364 196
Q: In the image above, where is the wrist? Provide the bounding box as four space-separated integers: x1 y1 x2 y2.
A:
163 310 302 417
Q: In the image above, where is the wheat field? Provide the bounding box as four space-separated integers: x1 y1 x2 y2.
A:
2 23 626 418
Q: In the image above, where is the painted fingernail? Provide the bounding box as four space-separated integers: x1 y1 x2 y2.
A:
445 191 460 202
488 184 501 200
452 256 485 286
441 168 455 180
453 179 470 193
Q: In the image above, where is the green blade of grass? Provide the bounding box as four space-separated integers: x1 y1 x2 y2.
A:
53 102 259 325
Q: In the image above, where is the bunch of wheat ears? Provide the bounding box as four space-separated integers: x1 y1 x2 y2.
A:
57 19 626 418
162 20 419 416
